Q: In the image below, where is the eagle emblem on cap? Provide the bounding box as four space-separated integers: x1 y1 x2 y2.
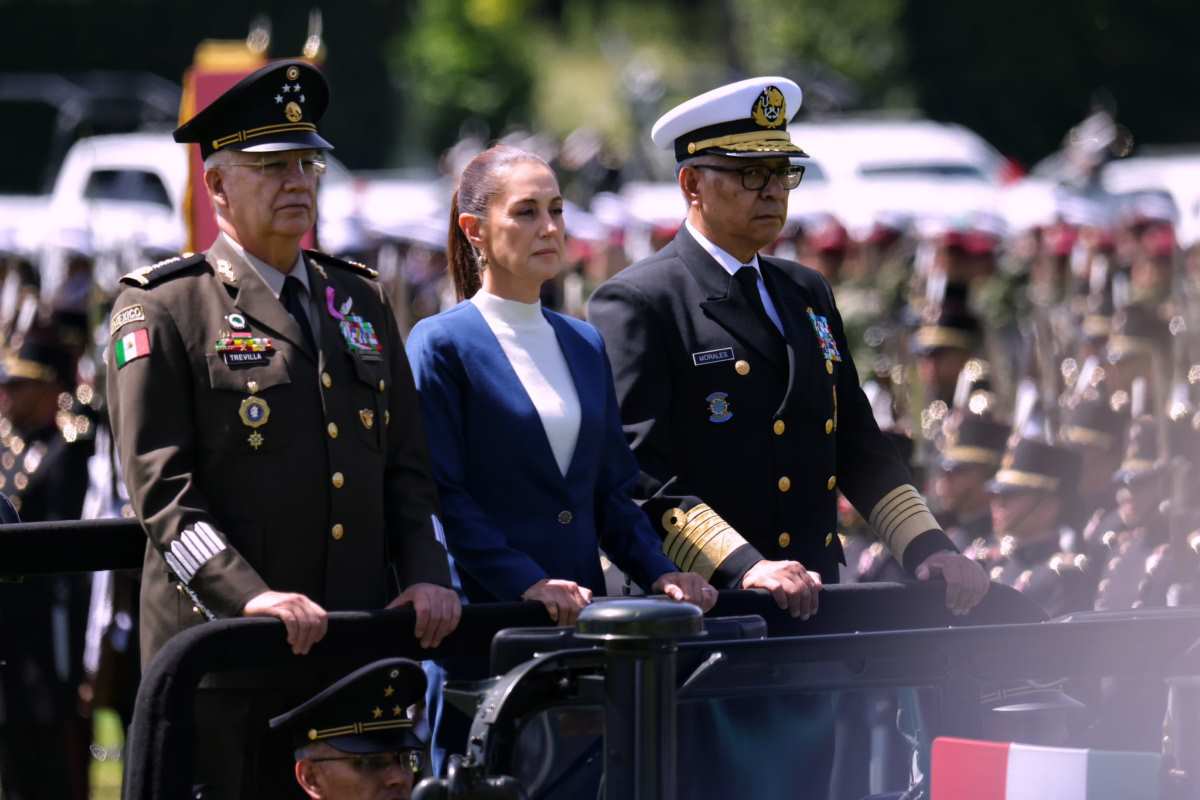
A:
285 101 303 123
751 85 786 129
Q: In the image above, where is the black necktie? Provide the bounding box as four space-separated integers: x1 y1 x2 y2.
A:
281 275 317 352
734 265 781 337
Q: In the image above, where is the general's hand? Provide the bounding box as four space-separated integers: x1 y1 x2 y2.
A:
387 584 462 649
652 572 718 612
522 578 592 626
916 551 990 615
741 559 822 619
243 590 328 655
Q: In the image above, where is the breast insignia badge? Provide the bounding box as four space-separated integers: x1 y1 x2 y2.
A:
359 409 375 430
706 392 733 424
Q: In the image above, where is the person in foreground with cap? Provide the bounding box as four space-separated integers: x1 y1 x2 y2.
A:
105 60 458 797
588 77 988 619
273 658 429 800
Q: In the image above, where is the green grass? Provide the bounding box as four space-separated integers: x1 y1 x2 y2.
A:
89 708 124 800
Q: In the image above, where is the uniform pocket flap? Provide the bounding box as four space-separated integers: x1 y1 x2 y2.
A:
349 352 385 388
205 352 292 392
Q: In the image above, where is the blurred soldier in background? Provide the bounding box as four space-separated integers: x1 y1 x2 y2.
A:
0 327 94 800
985 437 1092 618
934 413 1009 555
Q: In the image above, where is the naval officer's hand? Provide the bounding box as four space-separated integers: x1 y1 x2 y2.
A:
388 584 462 649
916 551 990 616
243 590 329 656
741 559 822 619
652 572 719 612
522 578 593 626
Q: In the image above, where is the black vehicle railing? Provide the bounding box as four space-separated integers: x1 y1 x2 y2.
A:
117 582 1048 800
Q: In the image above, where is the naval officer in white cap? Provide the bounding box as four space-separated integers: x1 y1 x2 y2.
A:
589 76 988 616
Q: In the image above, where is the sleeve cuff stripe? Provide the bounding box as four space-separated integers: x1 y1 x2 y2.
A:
681 524 736 573
875 498 925 535
869 485 922 527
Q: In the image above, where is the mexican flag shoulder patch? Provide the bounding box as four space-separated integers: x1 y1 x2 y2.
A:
114 328 151 368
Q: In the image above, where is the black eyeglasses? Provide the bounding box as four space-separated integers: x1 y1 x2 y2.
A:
692 163 806 191
308 749 424 773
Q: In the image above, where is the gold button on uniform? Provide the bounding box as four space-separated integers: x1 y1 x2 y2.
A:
825 532 834 547
331 472 344 489
778 532 791 548
327 422 338 439
827 475 837 491
321 372 332 389
773 419 786 436
331 524 345 540
735 360 750 376
825 360 834 374
825 419 834 435
777 476 791 493
378 379 386 392
557 510 573 525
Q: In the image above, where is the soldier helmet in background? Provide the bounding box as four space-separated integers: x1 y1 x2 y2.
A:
1060 387 1129 457
1107 304 1170 364
0 326 77 390
988 437 1083 499
1112 415 1168 486
914 305 984 356
941 414 1011 473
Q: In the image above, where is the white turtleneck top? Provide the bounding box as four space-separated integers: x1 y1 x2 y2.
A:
470 289 581 476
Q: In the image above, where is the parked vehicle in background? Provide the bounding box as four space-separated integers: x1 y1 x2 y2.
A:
789 117 1015 233
1102 148 1200 247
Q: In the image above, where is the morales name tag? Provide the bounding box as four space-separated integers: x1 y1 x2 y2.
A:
692 347 735 367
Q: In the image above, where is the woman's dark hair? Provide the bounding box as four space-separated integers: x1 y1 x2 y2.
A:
448 144 550 301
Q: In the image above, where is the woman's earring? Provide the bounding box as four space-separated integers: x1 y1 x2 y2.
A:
477 252 488 270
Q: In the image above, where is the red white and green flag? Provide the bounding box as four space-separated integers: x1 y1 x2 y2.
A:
114 328 151 368
931 737 1161 800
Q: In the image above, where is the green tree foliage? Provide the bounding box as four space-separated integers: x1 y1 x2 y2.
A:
393 0 535 156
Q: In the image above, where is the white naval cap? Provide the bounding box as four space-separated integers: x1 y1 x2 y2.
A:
651 76 808 162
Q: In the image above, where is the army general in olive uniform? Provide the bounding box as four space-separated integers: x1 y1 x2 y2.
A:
105 60 458 798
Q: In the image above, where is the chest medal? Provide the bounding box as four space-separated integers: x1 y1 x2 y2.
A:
326 287 382 360
239 395 270 450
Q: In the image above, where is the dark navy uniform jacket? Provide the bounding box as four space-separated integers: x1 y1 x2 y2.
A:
589 227 953 588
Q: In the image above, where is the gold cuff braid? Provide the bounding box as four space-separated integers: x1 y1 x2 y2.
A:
662 503 748 581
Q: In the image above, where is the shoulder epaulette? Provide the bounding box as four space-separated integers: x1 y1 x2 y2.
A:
120 253 206 288
305 249 379 280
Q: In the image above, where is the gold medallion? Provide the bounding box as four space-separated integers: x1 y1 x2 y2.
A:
285 101 303 123
359 409 375 430
239 396 270 428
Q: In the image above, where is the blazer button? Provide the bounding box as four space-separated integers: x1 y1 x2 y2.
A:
777 476 791 493
773 419 786 436
322 372 332 389
826 359 834 375
557 510 573 525
331 523 345 540
778 532 791 548
327 422 338 439
827 475 837 491
735 360 751 376
825 419 834 435
331 471 344 489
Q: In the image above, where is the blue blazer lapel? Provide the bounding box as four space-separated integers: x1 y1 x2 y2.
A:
461 303 564 487
545 311 602 484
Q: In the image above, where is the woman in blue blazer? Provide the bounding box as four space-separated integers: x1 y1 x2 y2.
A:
406 145 715 624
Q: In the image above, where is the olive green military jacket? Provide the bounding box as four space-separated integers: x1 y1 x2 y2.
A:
106 235 450 665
